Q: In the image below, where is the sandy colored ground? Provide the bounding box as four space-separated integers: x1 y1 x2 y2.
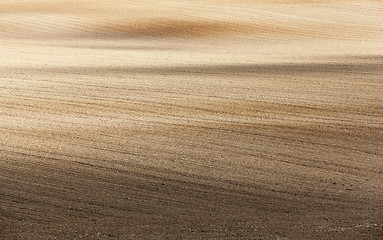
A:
1 0 383 239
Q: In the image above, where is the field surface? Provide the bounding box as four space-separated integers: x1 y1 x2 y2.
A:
1 0 383 239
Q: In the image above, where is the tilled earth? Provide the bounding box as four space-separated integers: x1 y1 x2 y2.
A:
1 1 383 239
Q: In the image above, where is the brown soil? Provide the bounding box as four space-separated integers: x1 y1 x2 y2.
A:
1 0 383 239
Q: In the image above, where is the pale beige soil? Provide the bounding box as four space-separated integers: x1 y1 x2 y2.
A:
1 0 383 239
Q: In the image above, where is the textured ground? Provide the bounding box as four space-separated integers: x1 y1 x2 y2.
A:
1 0 383 239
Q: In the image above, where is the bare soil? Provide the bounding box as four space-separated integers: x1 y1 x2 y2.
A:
1 1 383 239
